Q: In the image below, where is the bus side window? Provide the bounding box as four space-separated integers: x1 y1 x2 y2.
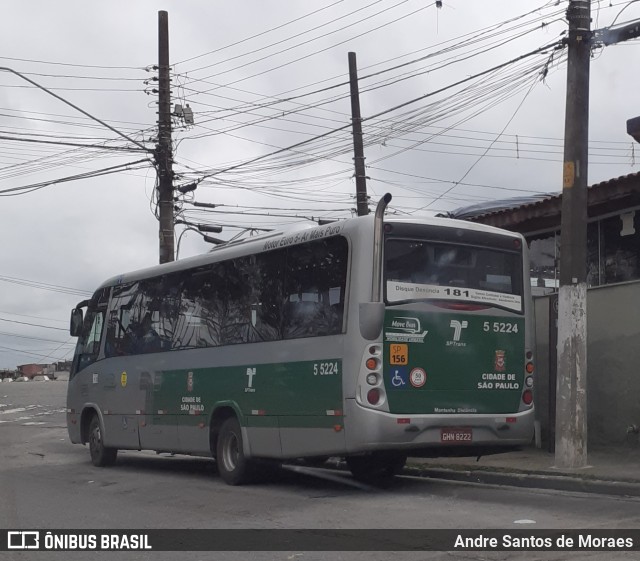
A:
283 237 348 339
105 283 139 357
252 249 287 342
218 259 253 345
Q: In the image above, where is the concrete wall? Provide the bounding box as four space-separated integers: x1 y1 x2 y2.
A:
534 280 640 447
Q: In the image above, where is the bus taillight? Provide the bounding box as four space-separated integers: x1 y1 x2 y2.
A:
525 362 534 374
360 344 384 406
522 389 533 405
366 347 381 385
366 357 379 370
367 388 381 405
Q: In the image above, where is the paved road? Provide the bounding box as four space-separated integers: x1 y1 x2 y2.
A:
1 381 639 561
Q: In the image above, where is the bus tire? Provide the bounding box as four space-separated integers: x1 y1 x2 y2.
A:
88 414 118 467
216 417 253 485
346 452 407 482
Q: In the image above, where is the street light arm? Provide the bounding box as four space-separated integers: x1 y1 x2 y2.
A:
0 66 150 152
176 226 223 259
176 227 198 259
174 219 223 233
595 20 640 46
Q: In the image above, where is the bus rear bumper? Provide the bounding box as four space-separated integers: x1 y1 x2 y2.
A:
344 399 535 453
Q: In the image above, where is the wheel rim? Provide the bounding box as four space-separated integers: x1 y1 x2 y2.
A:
222 431 239 472
90 424 101 458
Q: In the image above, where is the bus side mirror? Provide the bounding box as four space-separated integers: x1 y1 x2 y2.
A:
70 308 84 337
359 302 385 340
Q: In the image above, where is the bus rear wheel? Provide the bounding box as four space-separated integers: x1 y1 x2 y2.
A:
88 415 118 467
346 452 407 483
216 417 253 485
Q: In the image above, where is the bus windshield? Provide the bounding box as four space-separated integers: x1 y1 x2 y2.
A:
384 238 523 313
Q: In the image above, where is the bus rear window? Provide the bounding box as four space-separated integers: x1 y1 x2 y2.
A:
384 239 523 312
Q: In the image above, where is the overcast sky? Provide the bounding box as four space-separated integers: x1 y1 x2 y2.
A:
1 0 639 369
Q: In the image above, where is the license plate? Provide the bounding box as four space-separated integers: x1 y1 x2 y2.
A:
440 427 472 443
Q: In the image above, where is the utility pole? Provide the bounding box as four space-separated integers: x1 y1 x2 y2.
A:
555 0 590 469
348 52 369 216
156 10 174 263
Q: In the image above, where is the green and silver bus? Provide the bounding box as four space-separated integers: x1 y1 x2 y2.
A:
67 194 535 484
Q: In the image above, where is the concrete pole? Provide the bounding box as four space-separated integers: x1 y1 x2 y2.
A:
555 0 590 469
348 52 369 216
157 10 175 263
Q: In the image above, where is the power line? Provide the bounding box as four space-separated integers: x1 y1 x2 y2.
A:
178 1 565 123
0 82 144 93
0 317 69 331
191 41 561 183
7 70 148 82
0 66 150 151
187 1 431 93
0 106 154 131
174 8 568 174
0 343 73 361
181 0 391 78
0 134 148 152
0 158 152 196
0 331 73 344
175 0 346 66
0 275 91 296
415 72 542 213
368 165 550 195
0 55 147 70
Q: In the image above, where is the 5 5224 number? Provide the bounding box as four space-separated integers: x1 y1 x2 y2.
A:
313 362 339 376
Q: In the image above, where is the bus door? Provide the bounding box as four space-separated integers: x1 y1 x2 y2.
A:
136 367 180 453
104 283 179 452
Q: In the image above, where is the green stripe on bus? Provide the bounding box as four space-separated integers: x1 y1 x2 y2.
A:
143 359 343 424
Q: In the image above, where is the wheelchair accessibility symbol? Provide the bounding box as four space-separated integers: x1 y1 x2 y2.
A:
390 367 408 388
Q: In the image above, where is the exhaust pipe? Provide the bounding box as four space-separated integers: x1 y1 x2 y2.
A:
371 193 392 302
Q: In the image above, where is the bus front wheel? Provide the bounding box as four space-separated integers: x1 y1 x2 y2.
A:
216 417 253 485
88 415 118 467
346 452 407 482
